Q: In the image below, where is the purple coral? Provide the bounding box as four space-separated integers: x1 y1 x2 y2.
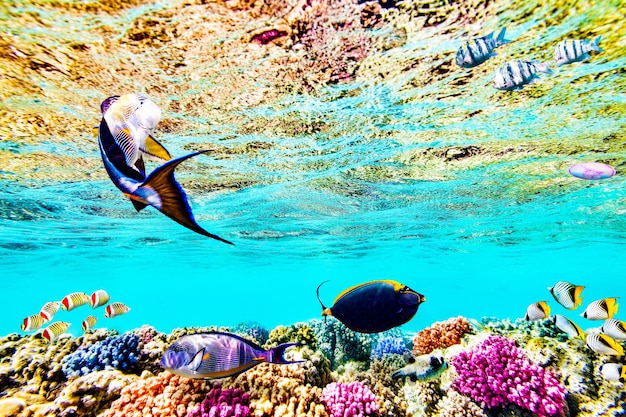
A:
451 335 565 417
371 336 408 360
321 381 378 417
187 384 250 417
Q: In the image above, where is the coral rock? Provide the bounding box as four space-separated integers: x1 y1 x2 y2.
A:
412 316 472 355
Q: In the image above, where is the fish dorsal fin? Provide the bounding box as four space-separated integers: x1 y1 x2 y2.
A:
189 348 206 371
141 135 172 161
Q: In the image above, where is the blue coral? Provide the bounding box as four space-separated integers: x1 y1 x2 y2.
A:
61 333 140 377
371 336 408 360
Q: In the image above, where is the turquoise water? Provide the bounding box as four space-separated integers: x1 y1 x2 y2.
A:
1 0 625 339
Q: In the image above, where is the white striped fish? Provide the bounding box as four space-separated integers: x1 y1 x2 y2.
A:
494 60 552 91
61 292 90 311
600 363 626 382
552 314 585 340
39 301 61 322
42 321 71 342
455 28 511 68
581 298 619 320
554 37 603 66
525 301 550 321
82 316 97 332
601 319 626 341
104 302 131 318
585 333 624 356
90 290 110 309
548 281 584 310
21 314 45 331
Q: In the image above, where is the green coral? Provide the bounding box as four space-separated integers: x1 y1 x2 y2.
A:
264 322 317 350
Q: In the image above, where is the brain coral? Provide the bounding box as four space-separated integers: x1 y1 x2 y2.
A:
412 316 472 355
61 333 141 377
321 382 378 417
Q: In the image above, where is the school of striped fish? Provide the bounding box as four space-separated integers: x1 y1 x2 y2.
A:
524 281 625 382
20 289 131 341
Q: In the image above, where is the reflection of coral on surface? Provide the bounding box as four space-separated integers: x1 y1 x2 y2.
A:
321 382 379 417
412 316 472 355
451 335 565 417
187 383 250 417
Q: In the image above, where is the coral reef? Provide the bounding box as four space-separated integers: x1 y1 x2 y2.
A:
371 337 408 360
61 333 141 377
412 316 472 355
264 322 317 350
321 382 379 417
187 383 251 417
310 320 373 367
230 323 271 346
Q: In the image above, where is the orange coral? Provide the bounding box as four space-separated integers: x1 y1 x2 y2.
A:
412 316 472 355
103 372 211 417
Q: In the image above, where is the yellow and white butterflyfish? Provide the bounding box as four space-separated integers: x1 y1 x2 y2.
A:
104 302 131 318
21 314 45 331
601 319 626 341
552 314 585 340
42 321 71 342
61 292 90 311
585 333 624 356
82 316 97 332
581 298 619 320
547 281 584 310
525 301 550 321
90 289 110 309
39 301 61 322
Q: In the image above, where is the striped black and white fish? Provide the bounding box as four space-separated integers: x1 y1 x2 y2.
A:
548 280 584 310
554 37 603 66
600 363 626 382
601 319 626 340
456 28 510 68
494 60 552 91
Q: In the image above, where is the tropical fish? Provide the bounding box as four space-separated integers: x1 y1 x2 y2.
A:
455 28 510 68
61 292 90 311
82 316 97 332
97 113 233 244
39 301 61 322
90 289 110 309
581 298 619 320
585 333 624 356
494 60 552 91
42 321 71 342
104 302 131 318
160 332 304 379
525 301 550 321
316 280 425 333
102 93 171 172
554 37 603 66
600 363 626 382
552 314 585 340
601 319 626 341
391 354 448 382
21 314 45 331
548 281 584 310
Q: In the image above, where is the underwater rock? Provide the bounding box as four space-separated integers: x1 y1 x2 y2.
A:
0 398 25 417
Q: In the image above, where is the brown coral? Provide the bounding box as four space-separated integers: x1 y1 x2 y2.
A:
412 317 472 355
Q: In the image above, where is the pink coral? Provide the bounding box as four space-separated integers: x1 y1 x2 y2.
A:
321 382 378 417
187 383 250 417
413 316 472 355
451 335 565 417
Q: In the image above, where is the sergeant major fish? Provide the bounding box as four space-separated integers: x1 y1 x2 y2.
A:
391 354 448 382
160 332 304 379
494 60 552 91
456 27 511 68
554 37 603 66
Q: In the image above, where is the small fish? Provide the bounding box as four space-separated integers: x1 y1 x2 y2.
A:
160 331 304 379
90 290 110 309
82 316 97 332
585 333 624 356
456 27 511 68
601 319 626 341
391 354 448 382
548 281 584 310
104 302 131 318
554 37 603 66
494 60 552 91
39 301 61 322
61 292 90 311
42 321 71 342
552 314 585 340
600 363 626 382
21 314 45 331
316 280 426 333
525 301 550 321
581 298 619 320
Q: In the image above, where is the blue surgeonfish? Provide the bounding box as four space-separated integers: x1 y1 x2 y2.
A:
316 280 425 333
552 314 585 340
601 319 626 341
554 37 603 66
456 27 510 68
525 301 550 321
600 363 626 382
494 60 552 91
160 332 304 379
97 105 233 244
585 333 624 356
391 354 448 382
581 298 619 320
548 281 584 310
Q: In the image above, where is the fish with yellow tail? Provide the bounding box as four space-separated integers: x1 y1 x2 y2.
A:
552 314 585 340
82 316 97 332
548 281 584 310
160 332 304 379
600 363 626 383
42 321 71 342
585 333 624 356
524 301 550 321
316 280 425 333
601 319 626 341
97 99 232 244
39 301 61 322
61 292 90 311
104 302 131 318
21 314 45 331
391 354 448 382
90 289 110 309
581 298 619 320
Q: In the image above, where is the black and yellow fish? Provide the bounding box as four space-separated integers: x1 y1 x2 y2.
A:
548 281 584 310
525 301 550 321
316 280 425 333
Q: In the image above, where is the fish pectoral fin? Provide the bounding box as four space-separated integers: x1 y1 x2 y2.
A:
142 135 172 161
253 356 266 362
92 127 99 137
189 348 206 372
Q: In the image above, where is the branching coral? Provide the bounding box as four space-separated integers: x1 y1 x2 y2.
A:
310 320 373 367
412 317 472 355
61 333 141 377
435 391 487 417
187 383 250 417
264 323 317 350
321 382 378 417
370 337 408 360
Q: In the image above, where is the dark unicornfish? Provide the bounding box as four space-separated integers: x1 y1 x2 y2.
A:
316 280 425 333
494 60 552 91
554 37 603 66
97 116 233 244
456 27 510 68
160 332 304 379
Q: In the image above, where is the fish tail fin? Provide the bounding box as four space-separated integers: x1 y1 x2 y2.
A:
534 61 553 74
609 299 619 318
130 198 148 212
496 27 511 46
267 342 305 365
139 151 233 245
592 36 603 52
